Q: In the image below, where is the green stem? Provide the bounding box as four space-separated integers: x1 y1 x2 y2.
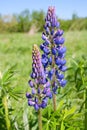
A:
50 28 57 111
2 96 11 130
51 47 57 111
85 87 87 130
38 108 42 130
53 94 57 111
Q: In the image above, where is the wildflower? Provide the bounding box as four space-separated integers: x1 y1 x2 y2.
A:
40 6 67 94
26 44 52 110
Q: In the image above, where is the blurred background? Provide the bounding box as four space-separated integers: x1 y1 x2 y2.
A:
0 0 87 33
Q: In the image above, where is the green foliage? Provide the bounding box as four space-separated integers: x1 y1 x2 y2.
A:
41 55 87 130
0 65 23 130
59 18 87 31
69 18 87 31
31 10 45 32
16 9 31 32
0 9 87 33
67 56 87 130
0 32 87 129
42 99 83 130
67 56 87 92
59 19 72 31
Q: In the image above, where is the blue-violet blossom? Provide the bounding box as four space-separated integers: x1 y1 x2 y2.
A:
26 44 52 110
40 6 67 94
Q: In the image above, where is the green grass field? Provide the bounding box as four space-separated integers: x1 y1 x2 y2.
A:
0 31 87 86
0 31 87 130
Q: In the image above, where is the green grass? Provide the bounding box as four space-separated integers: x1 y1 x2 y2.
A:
0 31 87 130
65 31 87 57
0 31 87 89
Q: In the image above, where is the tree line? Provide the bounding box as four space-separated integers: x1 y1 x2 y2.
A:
0 9 87 33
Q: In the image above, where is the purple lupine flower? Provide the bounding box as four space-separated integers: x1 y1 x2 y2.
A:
26 44 52 110
40 6 67 94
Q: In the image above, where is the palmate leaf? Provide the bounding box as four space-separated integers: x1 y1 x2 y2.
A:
68 57 87 93
0 65 24 130
63 106 76 120
9 86 23 101
43 99 83 129
57 100 64 111
62 107 84 129
1 65 17 87
0 65 23 101
0 65 17 97
43 105 61 129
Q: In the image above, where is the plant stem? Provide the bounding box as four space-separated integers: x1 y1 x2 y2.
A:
38 108 42 130
2 96 11 130
50 28 57 111
85 87 87 130
53 94 57 111
51 48 57 111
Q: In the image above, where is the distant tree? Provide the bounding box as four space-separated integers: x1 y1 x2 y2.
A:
72 13 79 20
59 19 72 31
0 14 4 32
7 15 18 32
16 9 31 32
31 10 45 32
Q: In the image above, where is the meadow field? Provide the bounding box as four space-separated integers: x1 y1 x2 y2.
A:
0 31 87 130
0 31 87 86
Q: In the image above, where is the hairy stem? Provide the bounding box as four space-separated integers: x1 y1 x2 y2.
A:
38 108 42 130
53 94 57 111
2 96 11 130
51 44 57 111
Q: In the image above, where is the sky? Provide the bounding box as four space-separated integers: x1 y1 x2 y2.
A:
0 0 87 19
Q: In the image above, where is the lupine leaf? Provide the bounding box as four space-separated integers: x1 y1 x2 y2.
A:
63 106 76 119
61 121 65 130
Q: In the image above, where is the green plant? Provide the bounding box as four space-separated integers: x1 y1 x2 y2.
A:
0 65 23 130
67 56 87 130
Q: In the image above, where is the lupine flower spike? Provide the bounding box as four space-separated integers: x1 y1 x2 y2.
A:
40 6 67 110
26 44 52 130
26 44 52 110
